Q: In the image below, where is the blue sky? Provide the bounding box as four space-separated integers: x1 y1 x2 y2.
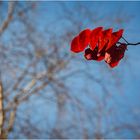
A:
2 1 140 138
34 1 140 138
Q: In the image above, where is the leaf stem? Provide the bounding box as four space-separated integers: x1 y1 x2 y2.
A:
121 36 129 44
118 36 140 46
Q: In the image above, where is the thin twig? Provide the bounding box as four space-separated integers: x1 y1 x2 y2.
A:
119 36 140 46
122 36 129 44
118 42 140 46
127 42 140 46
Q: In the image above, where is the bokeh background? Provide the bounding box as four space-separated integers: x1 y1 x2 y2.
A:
0 1 140 139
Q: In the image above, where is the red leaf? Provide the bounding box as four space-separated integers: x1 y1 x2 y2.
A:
109 61 120 68
106 43 127 68
71 29 91 53
70 27 126 68
97 55 104 61
106 29 124 51
84 48 98 60
90 27 103 51
104 52 112 64
98 28 113 52
71 36 81 53
79 29 91 51
104 51 120 68
84 48 105 61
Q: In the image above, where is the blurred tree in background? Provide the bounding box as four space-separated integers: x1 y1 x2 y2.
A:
0 1 140 139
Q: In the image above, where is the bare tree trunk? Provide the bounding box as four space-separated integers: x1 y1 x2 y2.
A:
0 80 5 138
0 2 15 138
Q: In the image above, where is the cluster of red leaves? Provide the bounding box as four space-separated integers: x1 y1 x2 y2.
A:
71 27 127 68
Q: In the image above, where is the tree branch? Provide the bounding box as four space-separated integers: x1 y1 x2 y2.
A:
0 81 5 138
118 36 140 46
118 41 140 46
0 2 15 36
126 42 140 46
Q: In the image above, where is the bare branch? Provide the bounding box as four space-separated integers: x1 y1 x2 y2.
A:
118 37 140 46
0 81 5 138
0 2 15 36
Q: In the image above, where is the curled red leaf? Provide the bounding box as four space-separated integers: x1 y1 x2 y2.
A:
98 28 113 52
84 48 104 61
71 36 81 53
79 29 91 51
105 43 127 68
70 27 126 68
90 27 103 51
71 29 91 53
106 29 124 51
